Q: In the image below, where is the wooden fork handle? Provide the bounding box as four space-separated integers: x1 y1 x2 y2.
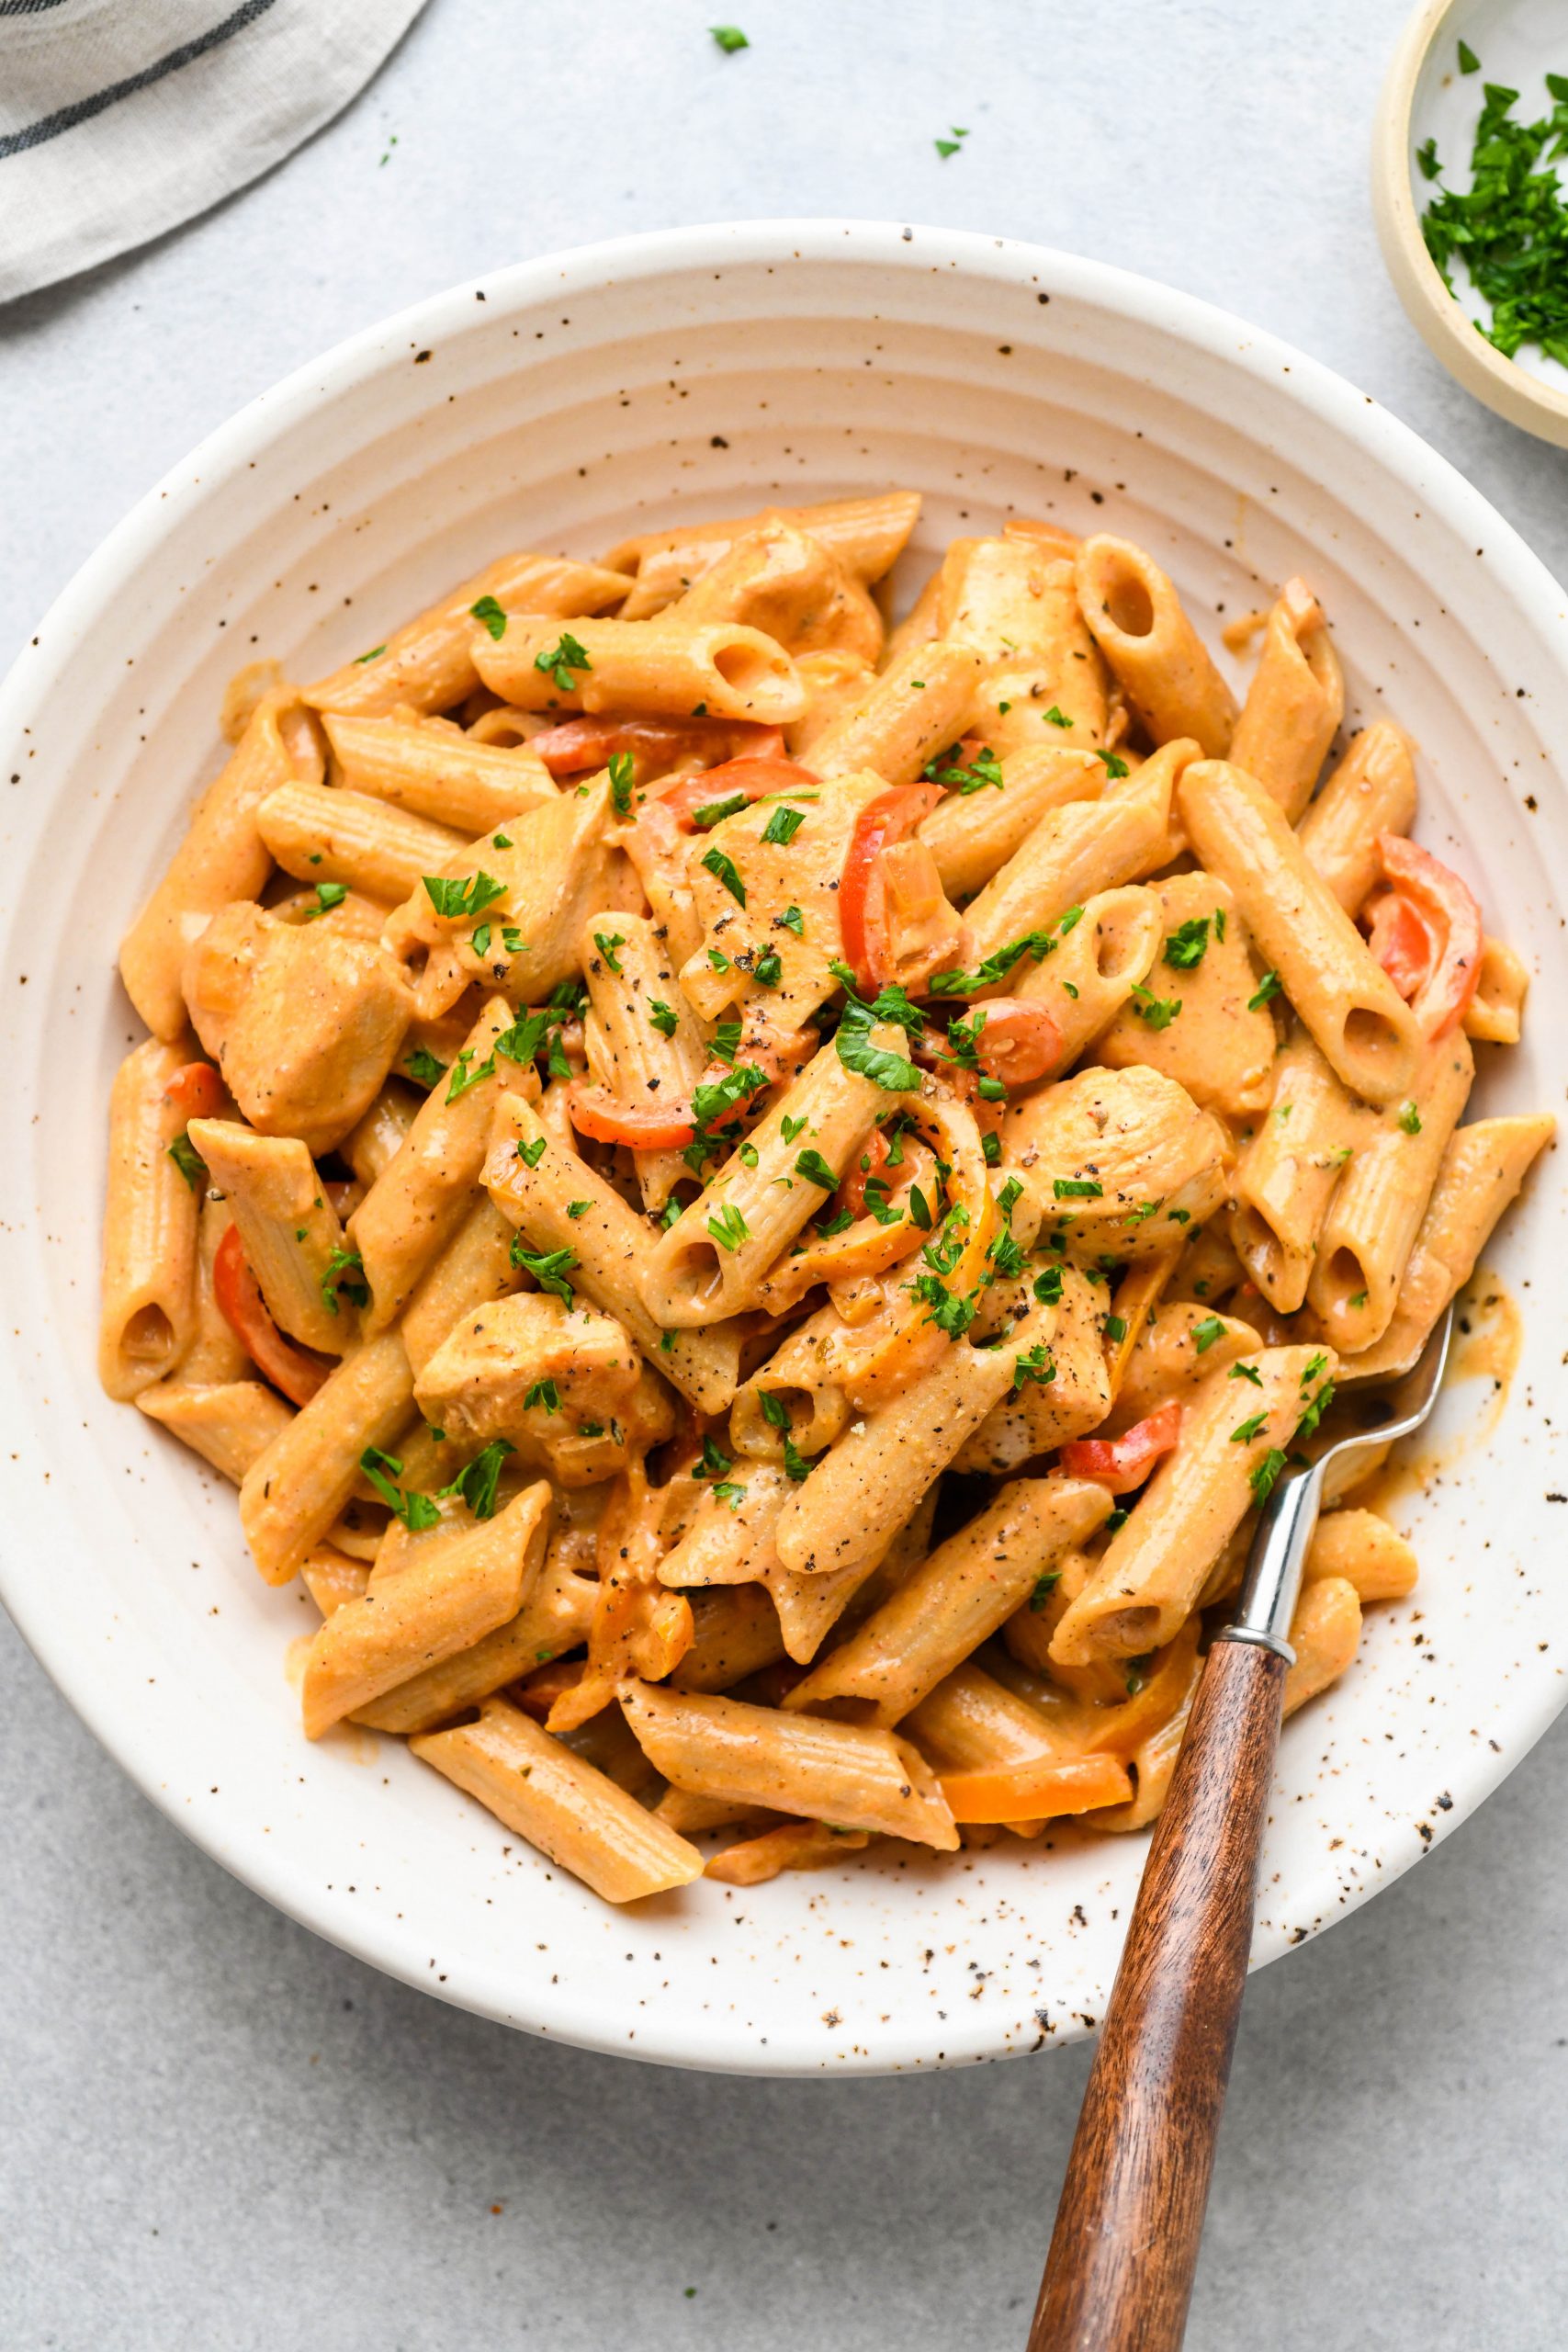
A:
1030 1634 1287 2352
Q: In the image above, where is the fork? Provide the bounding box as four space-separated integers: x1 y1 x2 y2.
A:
1029 1306 1454 2352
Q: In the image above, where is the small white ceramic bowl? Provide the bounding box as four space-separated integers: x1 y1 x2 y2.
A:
2 221 1566 2076
1374 0 1568 445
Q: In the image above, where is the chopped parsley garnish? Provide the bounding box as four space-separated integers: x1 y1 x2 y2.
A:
525 1378 561 1413
566 1199 590 1220
1011 1343 1056 1393
359 1445 441 1532
1296 1377 1337 1442
779 904 805 936
683 1062 769 1174
648 999 680 1039
592 931 626 976
469 595 507 640
423 871 508 922
1229 1362 1263 1385
516 1135 547 1168
1163 916 1211 969
923 741 1004 795
511 1242 578 1302
1103 1313 1127 1343
1190 1315 1226 1352
1247 969 1283 1012
1230 1412 1268 1444
761 803 807 844
911 1272 978 1339
1095 749 1130 779
1249 1447 1288 1506
696 1434 733 1480
321 1246 368 1316
782 1433 813 1483
709 1018 742 1065
694 791 750 830
711 1480 749 1510
701 845 747 905
439 1438 514 1521
760 1392 791 1431
706 1204 750 1253
710 23 749 51
303 880 348 921
780 1114 807 1144
607 751 636 818
908 1184 933 1230
794 1148 839 1192
1029 1569 1061 1612
1033 1263 1065 1304
533 630 592 693
445 1046 497 1102
1131 984 1182 1030
353 644 386 664
1054 1177 1102 1199
1419 65 1568 370
833 983 920 1092
167 1133 207 1191
1398 1101 1423 1135
1043 705 1073 729
753 947 783 988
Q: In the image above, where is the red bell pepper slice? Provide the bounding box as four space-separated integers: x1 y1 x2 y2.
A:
529 713 784 779
1377 834 1483 1038
567 1084 696 1150
1365 888 1434 1001
838 783 945 997
1060 1398 1183 1494
162 1061 225 1121
212 1224 330 1407
657 753 818 832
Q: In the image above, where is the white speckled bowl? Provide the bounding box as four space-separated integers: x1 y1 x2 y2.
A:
1 221 1565 2075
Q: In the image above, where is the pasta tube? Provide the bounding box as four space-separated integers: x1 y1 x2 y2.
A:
1177 759 1421 1103
620 1680 959 1849
1296 720 1417 911
99 1037 201 1399
300 1481 551 1736
321 711 556 835
805 640 984 784
607 491 920 619
1075 536 1236 754
919 747 1104 901
772 1300 1061 1577
783 1476 1110 1725
412 1698 704 1902
350 995 538 1333
1229 1025 1370 1314
1306 1032 1473 1352
305 551 629 718
137 1378 294 1483
1227 579 1344 820
1337 1114 1553 1379
471 616 805 726
1096 873 1276 1122
640 1029 905 1325
239 1331 414 1584
257 780 468 904
186 1118 354 1353
484 1092 743 1413
1050 1343 1337 1662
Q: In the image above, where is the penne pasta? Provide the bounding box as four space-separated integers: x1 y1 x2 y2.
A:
98 492 1548 1913
1178 758 1421 1103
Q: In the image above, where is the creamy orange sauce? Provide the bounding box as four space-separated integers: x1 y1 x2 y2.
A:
1359 1266 1520 1521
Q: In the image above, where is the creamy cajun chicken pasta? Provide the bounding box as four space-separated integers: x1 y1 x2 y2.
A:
101 494 1552 1904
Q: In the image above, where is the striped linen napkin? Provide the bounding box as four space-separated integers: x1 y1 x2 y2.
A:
0 0 428 305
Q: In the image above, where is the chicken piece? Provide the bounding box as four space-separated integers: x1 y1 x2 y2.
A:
182 900 413 1155
413 1292 674 1487
1003 1064 1229 1260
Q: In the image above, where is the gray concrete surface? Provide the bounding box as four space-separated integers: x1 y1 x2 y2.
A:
5 3 1567 2344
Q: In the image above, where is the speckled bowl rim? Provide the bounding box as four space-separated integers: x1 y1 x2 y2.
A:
2 218 1566 2075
